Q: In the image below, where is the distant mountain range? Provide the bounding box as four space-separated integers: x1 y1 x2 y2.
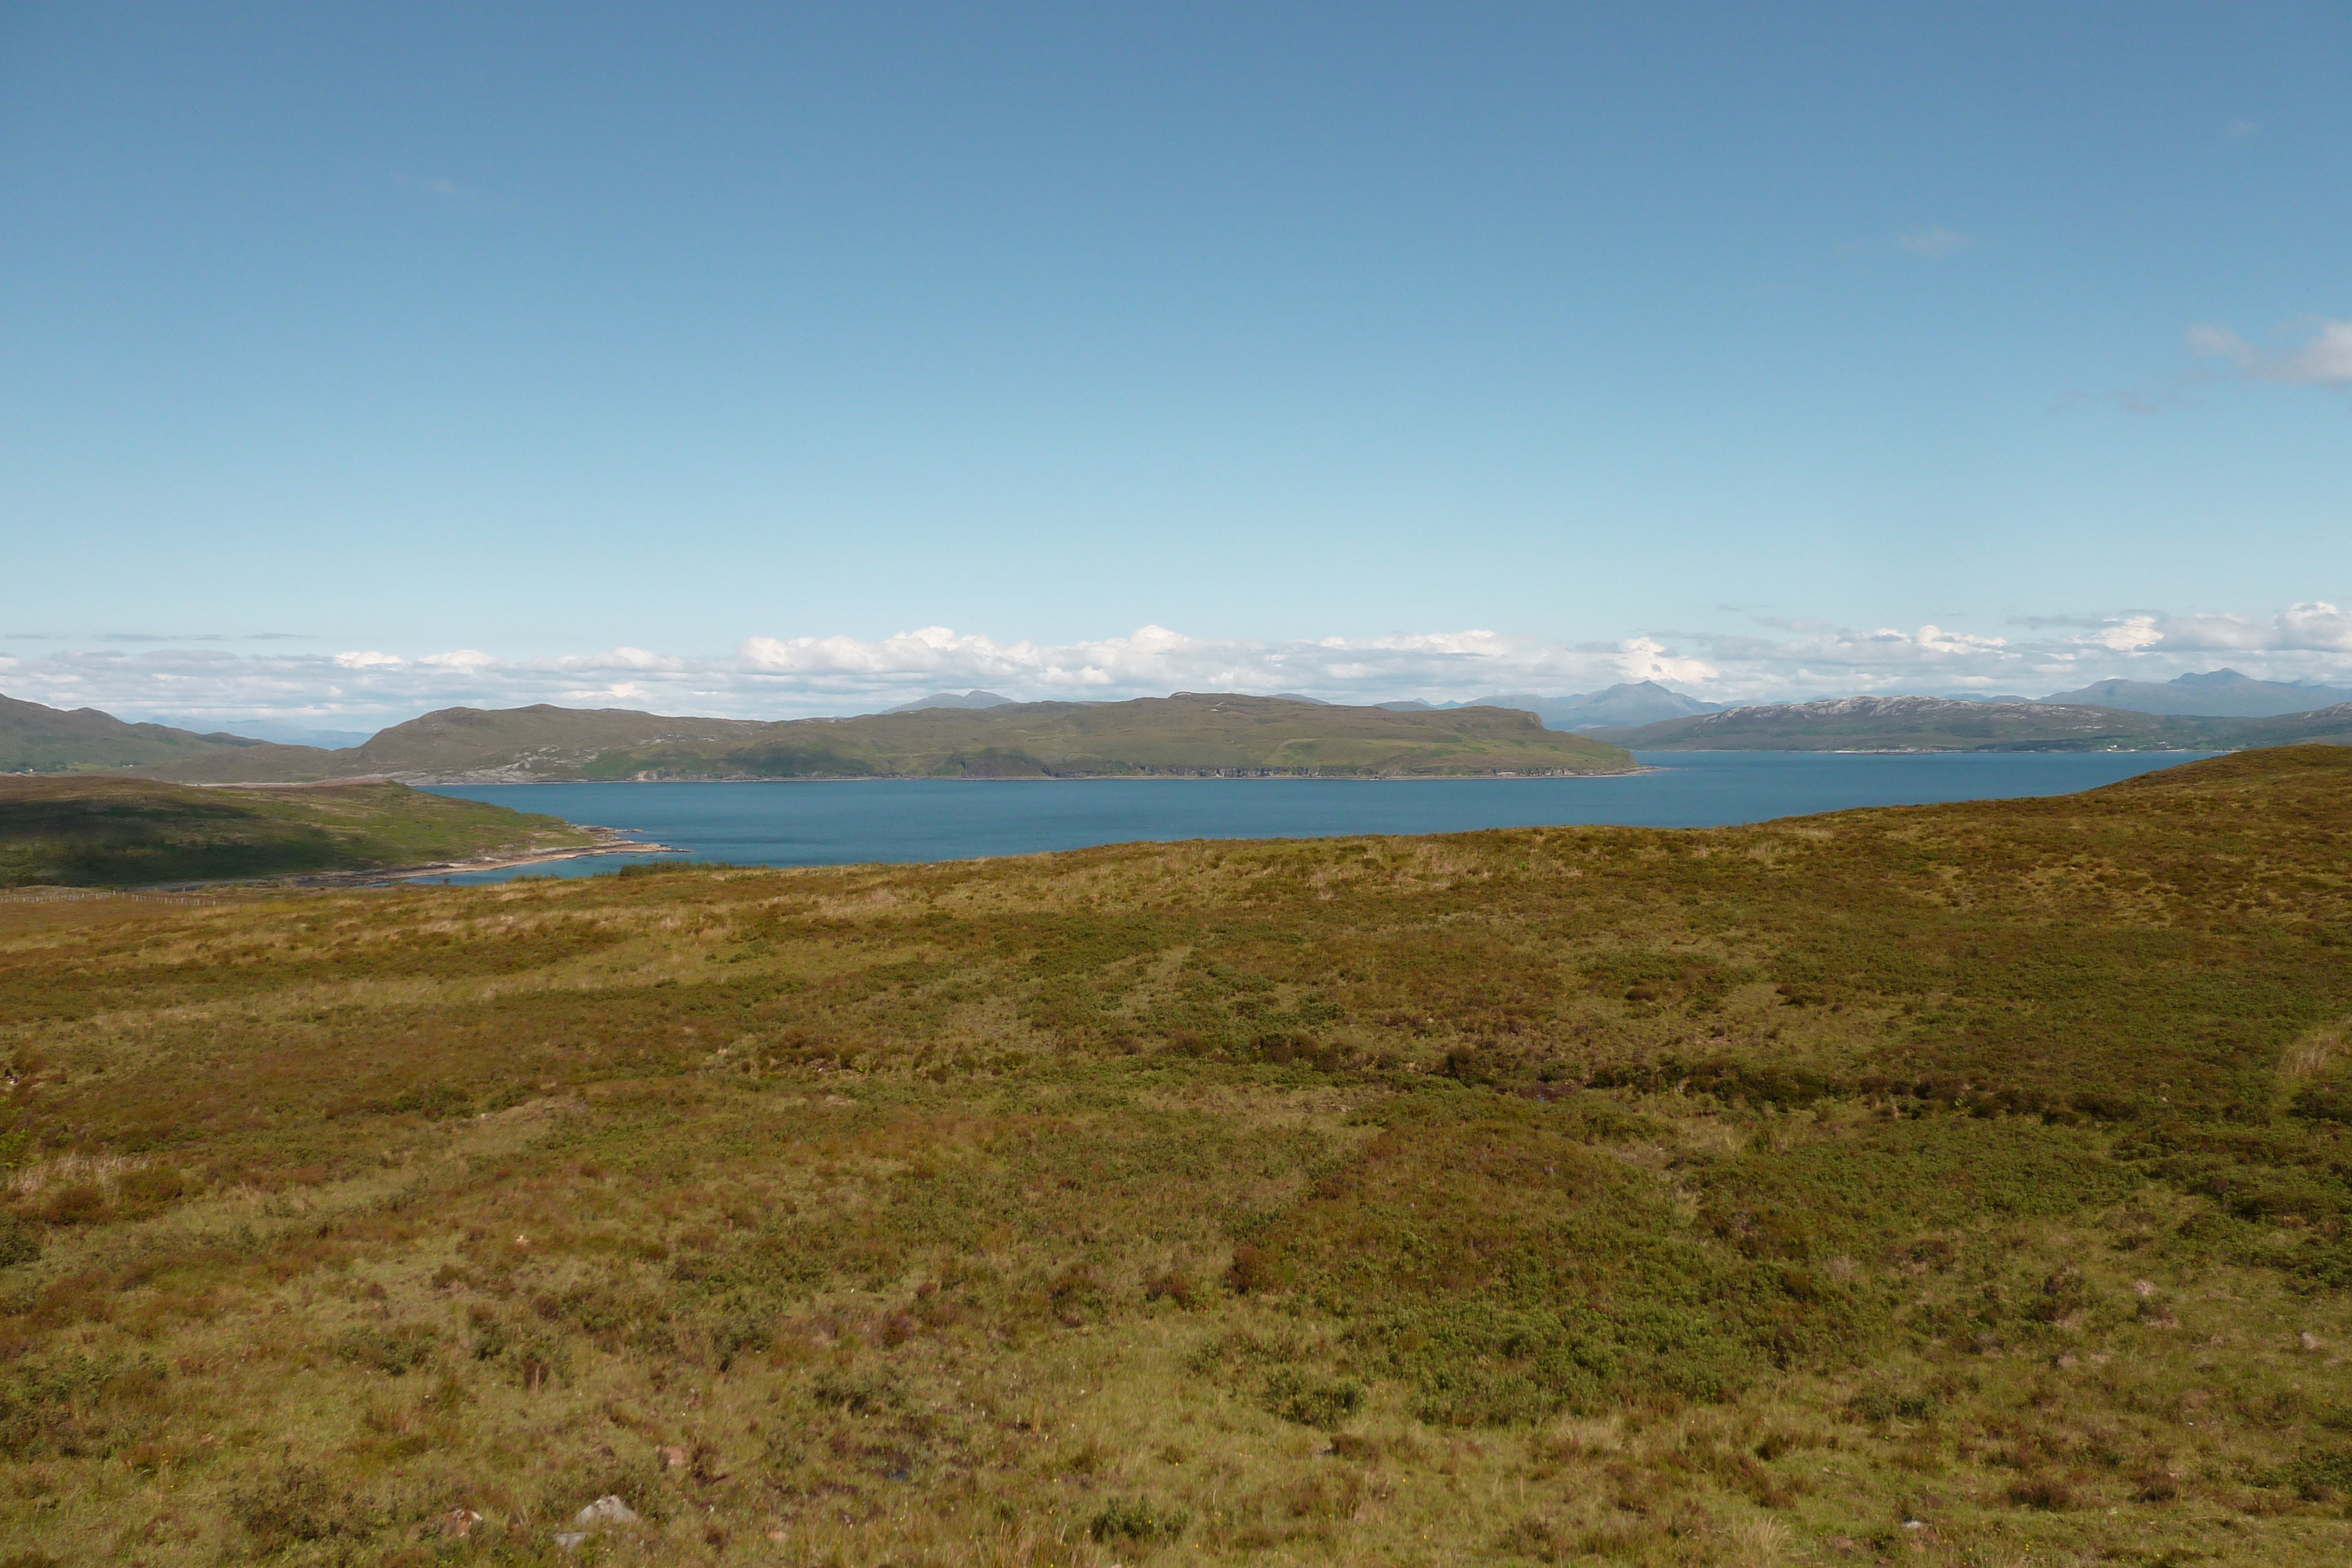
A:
883 690 1017 713
1 691 1632 782
1593 694 2352 753
139 716 378 748
0 692 332 777
2033 668 2352 718
1419 669 2352 727
1372 681 1727 731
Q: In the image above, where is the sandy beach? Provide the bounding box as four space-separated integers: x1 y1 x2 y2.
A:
132 827 682 892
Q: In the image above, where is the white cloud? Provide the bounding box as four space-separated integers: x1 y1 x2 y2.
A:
1895 226 1973 258
1617 637 1718 685
2077 615 2162 653
2137 602 2352 653
2051 605 2352 656
2224 119 2261 140
1914 624 2007 654
4 627 1699 726
746 625 1622 698
2189 320 2352 387
2279 323 2352 386
564 681 657 704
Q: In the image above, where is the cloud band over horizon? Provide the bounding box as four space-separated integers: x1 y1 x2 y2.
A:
6 606 2352 732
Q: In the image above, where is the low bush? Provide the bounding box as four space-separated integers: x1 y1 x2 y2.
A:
1090 1496 1190 1544
1259 1368 1365 1429
330 1323 437 1376
228 1463 379 1551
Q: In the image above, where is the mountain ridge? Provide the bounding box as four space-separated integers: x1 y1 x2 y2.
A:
1596 694 2218 751
0 691 333 775
881 690 1017 713
3 691 1632 782
2036 667 2352 718
1595 694 2352 751
1375 681 1727 731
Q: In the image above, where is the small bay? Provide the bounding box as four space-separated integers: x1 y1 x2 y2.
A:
419 749 2219 883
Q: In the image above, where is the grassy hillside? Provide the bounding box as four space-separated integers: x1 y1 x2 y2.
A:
2231 701 2352 748
142 693 1633 781
1596 695 2226 751
4 748 2352 1563
606 694 1633 780
0 692 329 777
152 704 779 784
0 778 600 887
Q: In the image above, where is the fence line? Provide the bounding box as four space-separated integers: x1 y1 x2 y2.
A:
0 887 232 906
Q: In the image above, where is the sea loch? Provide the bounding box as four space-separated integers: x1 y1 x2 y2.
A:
422 748 2219 882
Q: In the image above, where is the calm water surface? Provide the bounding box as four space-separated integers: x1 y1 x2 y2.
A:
420 751 2218 884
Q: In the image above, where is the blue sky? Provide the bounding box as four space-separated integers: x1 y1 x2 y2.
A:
3 2 2347 724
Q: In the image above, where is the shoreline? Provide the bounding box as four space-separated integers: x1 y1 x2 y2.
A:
128 830 684 893
379 831 686 885
149 769 1648 787
396 767 1651 784
35 753 2214 895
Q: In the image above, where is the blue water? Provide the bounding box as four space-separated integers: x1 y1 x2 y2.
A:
417 750 2219 884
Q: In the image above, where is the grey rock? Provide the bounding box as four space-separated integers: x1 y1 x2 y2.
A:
576 1496 640 1526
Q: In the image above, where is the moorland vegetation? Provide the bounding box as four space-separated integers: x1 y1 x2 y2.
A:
3 748 2352 1564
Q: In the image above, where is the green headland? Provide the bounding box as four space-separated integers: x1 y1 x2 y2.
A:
0 777 603 888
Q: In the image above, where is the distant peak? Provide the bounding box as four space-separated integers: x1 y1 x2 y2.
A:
884 690 1017 713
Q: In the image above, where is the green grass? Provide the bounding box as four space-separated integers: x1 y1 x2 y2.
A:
0 777 597 887
2 746 2351 1564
